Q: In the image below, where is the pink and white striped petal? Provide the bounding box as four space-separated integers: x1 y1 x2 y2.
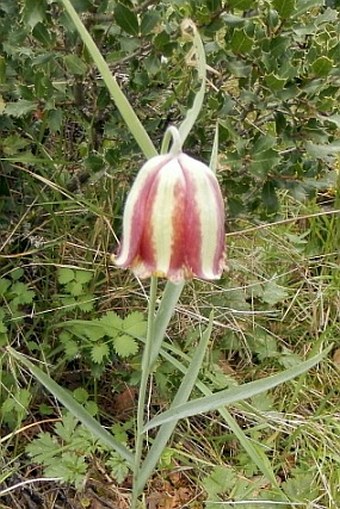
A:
113 152 225 282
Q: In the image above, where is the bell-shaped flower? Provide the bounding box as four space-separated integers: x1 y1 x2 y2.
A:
113 151 225 282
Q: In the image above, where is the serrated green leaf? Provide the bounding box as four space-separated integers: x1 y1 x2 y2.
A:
58 268 75 285
63 339 79 360
73 387 89 403
22 0 47 29
91 342 110 364
114 3 139 36
311 56 333 77
68 281 83 296
99 311 123 336
74 270 93 284
64 54 88 75
1 398 15 415
8 347 134 466
262 281 288 305
113 334 138 358
10 268 24 281
203 466 236 496
106 452 129 484
10 283 35 305
77 295 94 313
47 109 63 133
83 322 106 341
32 21 55 46
123 312 147 337
45 452 87 488
293 0 323 18
250 148 280 177
26 432 60 463
265 72 287 91
306 141 340 159
0 278 11 296
318 114 340 128
253 135 277 153
144 55 161 77
4 100 38 117
55 413 78 441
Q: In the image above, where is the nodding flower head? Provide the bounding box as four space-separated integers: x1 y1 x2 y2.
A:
113 151 225 283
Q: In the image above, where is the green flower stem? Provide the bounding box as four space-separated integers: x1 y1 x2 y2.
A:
132 275 158 507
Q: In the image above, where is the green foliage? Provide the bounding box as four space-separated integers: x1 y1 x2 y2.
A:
26 411 131 488
0 0 338 220
1 388 31 428
0 270 35 322
57 310 146 372
57 268 94 312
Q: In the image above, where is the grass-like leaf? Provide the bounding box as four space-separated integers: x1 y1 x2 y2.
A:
178 20 206 145
135 314 214 495
149 281 185 369
157 341 282 490
7 347 134 466
59 0 157 159
144 346 332 431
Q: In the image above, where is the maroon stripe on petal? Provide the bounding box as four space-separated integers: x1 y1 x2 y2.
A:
116 160 167 267
181 166 202 278
137 172 162 270
167 179 187 279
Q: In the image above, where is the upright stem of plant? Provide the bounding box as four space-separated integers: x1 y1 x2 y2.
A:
132 276 158 507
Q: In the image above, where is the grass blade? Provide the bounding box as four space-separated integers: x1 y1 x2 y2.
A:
209 122 219 174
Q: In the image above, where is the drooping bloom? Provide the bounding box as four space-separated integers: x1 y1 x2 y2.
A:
113 152 225 282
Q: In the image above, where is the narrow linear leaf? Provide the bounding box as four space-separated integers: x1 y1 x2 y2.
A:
158 343 281 489
59 0 156 159
178 20 206 145
149 281 185 369
136 314 214 494
209 123 219 174
144 346 331 431
7 347 134 466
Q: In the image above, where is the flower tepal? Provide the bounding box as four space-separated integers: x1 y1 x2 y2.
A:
114 152 225 282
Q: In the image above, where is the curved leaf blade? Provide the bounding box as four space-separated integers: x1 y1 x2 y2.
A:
7 347 134 466
144 346 331 431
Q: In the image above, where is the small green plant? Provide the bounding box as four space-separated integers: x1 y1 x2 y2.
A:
0 269 35 330
0 269 35 429
56 310 146 375
57 268 95 313
26 410 131 488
